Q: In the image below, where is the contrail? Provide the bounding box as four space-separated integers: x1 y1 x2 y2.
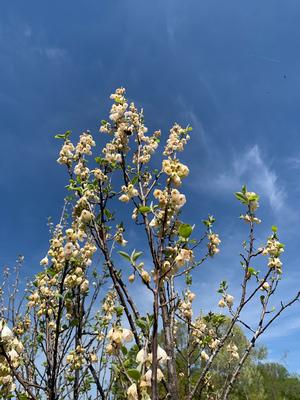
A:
249 53 281 63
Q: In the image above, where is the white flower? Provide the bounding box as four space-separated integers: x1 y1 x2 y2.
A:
136 348 148 364
119 194 130 202
261 281 270 291
144 368 164 385
12 338 24 353
127 383 138 400
225 294 234 307
218 298 226 308
122 328 134 343
156 345 169 365
200 350 209 361
8 349 19 362
40 256 49 266
1 325 13 341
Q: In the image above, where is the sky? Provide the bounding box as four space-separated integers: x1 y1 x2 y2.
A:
1 0 300 373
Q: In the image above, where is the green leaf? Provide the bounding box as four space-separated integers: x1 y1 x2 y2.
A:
118 251 131 262
203 215 216 228
132 250 143 262
46 267 56 277
248 267 258 276
136 318 148 331
95 156 106 165
111 363 119 375
234 192 248 204
131 176 138 185
271 225 278 233
185 274 192 286
178 223 193 238
104 208 113 220
70 318 79 327
36 333 44 344
127 369 141 381
54 130 71 140
146 313 154 327
115 306 124 317
138 206 151 214
18 394 30 400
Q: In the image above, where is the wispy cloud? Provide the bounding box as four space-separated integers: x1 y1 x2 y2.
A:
43 47 67 60
286 156 300 169
262 315 300 340
213 145 285 213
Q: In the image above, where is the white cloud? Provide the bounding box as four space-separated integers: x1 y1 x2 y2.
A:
214 145 285 212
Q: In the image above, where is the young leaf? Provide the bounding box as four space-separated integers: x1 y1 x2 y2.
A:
136 318 148 331
138 206 151 214
178 223 193 238
127 369 141 381
234 192 248 204
54 130 71 140
132 250 143 262
118 251 131 262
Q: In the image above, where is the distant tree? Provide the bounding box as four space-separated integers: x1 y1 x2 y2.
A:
258 363 300 400
170 320 267 399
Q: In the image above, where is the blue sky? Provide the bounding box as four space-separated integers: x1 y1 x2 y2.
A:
1 0 300 373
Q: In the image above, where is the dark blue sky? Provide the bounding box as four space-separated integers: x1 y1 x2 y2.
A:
1 0 300 372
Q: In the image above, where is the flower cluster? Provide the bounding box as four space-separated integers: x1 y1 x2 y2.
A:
106 326 134 355
175 248 194 268
119 184 139 203
100 89 133 162
57 131 96 174
179 289 196 320
93 168 107 181
261 234 284 273
240 214 261 224
190 317 207 344
235 188 260 214
226 343 239 360
207 233 221 256
127 346 168 399
0 321 23 395
75 131 96 157
109 88 128 122
13 316 31 336
102 89 161 167
162 158 189 186
163 123 191 156
99 290 117 327
57 139 75 165
74 159 90 180
133 130 161 165
218 294 234 309
150 188 186 230
114 225 128 247
29 222 97 319
162 247 193 277
66 345 85 370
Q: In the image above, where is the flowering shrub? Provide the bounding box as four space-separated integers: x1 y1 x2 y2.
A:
0 88 299 400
